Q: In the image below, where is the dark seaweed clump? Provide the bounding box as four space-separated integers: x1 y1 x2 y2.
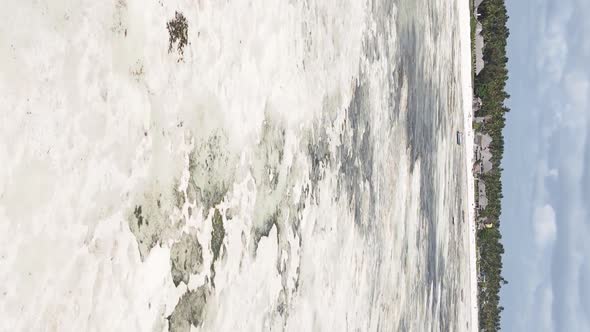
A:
134 205 144 227
167 11 188 60
210 209 225 265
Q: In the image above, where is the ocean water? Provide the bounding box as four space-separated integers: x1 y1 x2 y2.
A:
0 0 472 331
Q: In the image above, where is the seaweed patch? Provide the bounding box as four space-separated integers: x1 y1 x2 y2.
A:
167 286 209 332
128 181 183 261
210 208 225 277
167 11 188 61
188 133 236 215
170 232 204 287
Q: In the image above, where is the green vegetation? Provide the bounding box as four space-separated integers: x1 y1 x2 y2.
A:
470 0 477 85
472 0 510 330
474 121 483 132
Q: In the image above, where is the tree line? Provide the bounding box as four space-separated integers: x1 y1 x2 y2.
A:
473 0 510 330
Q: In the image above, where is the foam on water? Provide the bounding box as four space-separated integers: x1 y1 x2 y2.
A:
0 0 474 330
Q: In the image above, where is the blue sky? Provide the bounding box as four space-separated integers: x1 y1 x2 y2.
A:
501 0 590 330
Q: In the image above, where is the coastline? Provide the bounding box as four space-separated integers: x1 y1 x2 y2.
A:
458 0 479 330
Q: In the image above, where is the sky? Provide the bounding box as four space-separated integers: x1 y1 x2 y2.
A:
501 0 590 330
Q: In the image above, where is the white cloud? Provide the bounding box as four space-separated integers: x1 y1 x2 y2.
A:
504 0 590 330
564 72 590 104
533 204 557 247
573 0 590 56
561 71 590 129
536 4 573 86
536 286 554 331
537 35 568 83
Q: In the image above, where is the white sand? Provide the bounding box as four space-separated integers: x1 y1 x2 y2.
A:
458 0 480 330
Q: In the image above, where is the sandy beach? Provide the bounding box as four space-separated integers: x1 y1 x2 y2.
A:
458 0 480 330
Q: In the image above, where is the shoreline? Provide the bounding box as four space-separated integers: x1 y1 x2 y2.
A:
458 0 479 330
